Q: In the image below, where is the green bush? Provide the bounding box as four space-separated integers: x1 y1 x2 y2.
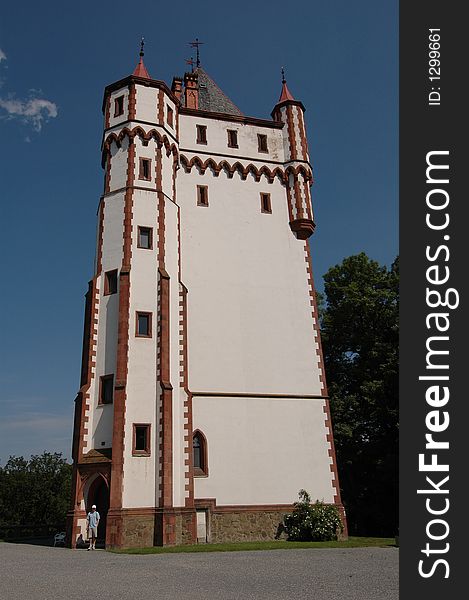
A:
282 490 343 541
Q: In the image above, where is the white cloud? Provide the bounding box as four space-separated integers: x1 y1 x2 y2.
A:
0 49 58 133
0 96 58 131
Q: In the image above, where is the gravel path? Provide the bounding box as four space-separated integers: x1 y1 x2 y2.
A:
0 542 398 600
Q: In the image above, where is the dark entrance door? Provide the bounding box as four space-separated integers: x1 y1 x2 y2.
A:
88 477 110 548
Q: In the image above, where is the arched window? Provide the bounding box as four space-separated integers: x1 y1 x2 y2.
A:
193 430 208 476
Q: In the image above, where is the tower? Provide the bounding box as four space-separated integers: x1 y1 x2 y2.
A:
67 47 346 549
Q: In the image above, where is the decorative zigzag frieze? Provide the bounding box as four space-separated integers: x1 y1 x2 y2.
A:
180 154 312 184
102 126 178 166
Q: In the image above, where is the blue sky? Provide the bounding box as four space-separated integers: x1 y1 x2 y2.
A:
0 1 398 463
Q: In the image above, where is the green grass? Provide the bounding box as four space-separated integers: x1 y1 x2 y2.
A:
112 537 396 555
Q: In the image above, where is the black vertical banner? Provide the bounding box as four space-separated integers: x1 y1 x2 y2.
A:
400 3 466 598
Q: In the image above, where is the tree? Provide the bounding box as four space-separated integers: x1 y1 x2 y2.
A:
0 452 72 529
320 253 398 536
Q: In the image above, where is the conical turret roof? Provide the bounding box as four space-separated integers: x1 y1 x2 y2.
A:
133 56 150 79
278 80 295 103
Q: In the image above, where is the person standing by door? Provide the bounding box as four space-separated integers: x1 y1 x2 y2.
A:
86 504 100 550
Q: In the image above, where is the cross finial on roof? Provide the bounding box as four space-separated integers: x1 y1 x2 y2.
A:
185 57 195 73
133 37 150 79
189 38 204 68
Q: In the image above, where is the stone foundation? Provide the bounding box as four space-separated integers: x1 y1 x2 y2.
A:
121 512 156 547
209 510 287 543
69 503 346 548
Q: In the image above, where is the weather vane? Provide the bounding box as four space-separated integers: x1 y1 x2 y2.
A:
189 38 204 68
185 57 195 73
281 67 286 83
139 37 145 57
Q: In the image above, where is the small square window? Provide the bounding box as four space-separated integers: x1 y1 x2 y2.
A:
258 134 268 153
138 226 153 249
260 193 272 214
227 129 238 148
196 124 207 144
114 96 124 117
99 374 114 405
167 105 174 128
197 185 209 207
104 269 118 295
133 424 151 456
139 158 151 181
136 311 152 337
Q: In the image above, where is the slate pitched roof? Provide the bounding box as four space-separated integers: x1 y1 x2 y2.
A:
192 67 243 116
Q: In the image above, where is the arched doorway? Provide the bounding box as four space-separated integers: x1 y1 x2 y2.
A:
86 475 110 548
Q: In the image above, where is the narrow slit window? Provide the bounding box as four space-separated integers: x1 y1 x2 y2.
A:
99 374 114 405
196 124 207 144
136 312 152 337
227 129 238 148
258 134 268 153
167 105 174 127
137 226 153 249
114 95 124 117
133 424 151 456
197 185 209 207
260 193 272 214
104 269 118 295
193 431 208 476
139 158 151 181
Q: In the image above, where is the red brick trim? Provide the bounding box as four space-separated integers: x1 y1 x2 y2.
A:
302 177 313 221
104 95 110 130
104 152 112 194
285 178 295 223
194 499 294 514
304 242 327 395
270 98 306 119
159 269 173 510
103 76 180 111
128 83 136 121
180 147 289 166
293 177 304 218
297 109 309 161
158 89 165 124
285 105 298 161
180 154 311 185
180 106 284 129
108 136 135 548
179 282 194 507
303 241 346 534
96 201 105 276
290 218 316 240
102 127 178 169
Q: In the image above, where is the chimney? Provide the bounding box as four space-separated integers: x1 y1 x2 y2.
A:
184 72 199 110
171 77 183 102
